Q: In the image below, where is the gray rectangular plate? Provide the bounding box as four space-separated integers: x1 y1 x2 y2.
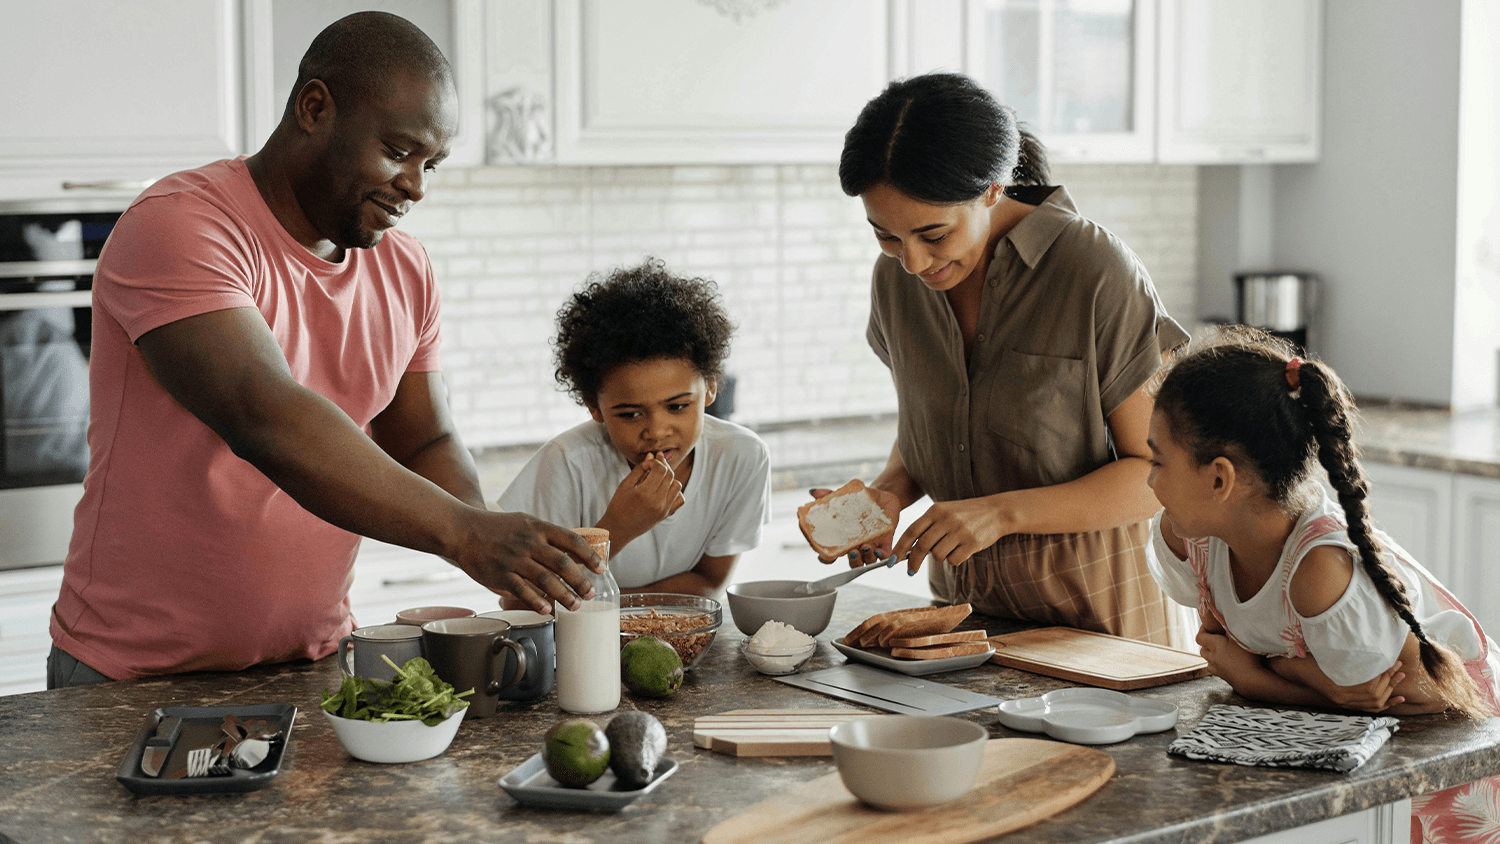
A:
115 703 297 795
831 639 995 676
498 753 678 811
774 664 1002 715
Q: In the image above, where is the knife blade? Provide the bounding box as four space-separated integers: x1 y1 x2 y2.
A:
140 714 182 777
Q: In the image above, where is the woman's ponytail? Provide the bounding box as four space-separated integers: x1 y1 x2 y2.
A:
1011 124 1051 187
1298 361 1489 720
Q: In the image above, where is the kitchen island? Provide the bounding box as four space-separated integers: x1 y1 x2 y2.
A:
4 583 1498 844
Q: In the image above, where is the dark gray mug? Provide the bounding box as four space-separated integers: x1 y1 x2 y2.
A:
479 609 555 701
421 617 528 718
337 624 425 682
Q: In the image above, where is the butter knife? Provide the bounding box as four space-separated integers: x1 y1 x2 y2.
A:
140 714 182 777
795 555 899 595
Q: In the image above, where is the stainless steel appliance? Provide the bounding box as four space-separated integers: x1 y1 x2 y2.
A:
1235 272 1319 353
0 197 127 570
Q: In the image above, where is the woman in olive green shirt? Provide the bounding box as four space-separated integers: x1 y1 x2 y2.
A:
831 72 1188 644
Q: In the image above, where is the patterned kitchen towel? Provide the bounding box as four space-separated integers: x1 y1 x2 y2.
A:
1168 704 1399 773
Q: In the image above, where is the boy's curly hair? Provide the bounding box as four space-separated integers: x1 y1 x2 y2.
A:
553 257 735 408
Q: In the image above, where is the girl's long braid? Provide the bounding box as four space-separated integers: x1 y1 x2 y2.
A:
1298 362 1489 720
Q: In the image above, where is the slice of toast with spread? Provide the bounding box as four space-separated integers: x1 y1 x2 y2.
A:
797 479 895 560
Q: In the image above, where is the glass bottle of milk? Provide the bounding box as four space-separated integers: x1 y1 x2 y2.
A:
556 527 621 714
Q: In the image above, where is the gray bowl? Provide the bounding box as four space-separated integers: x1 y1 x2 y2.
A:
725 580 837 637
830 715 988 810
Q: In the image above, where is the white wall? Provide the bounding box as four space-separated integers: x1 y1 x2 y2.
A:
1269 0 1461 406
403 162 1198 451
1454 0 1500 408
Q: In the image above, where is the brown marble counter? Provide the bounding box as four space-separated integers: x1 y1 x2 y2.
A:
3 584 1499 844
1356 403 1500 479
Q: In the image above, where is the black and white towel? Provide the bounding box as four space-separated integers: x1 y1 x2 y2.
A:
1168 705 1400 773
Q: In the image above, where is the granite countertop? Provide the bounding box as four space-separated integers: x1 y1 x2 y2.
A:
1355 403 1500 479
4 584 1498 844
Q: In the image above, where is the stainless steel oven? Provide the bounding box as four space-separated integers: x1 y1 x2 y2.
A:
0 197 127 570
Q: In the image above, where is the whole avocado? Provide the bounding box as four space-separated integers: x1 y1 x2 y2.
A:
604 711 668 789
620 636 684 698
542 718 611 788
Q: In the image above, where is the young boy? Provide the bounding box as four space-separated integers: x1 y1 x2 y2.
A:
499 258 771 596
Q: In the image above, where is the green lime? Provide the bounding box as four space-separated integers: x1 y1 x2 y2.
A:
621 636 684 698
542 718 611 788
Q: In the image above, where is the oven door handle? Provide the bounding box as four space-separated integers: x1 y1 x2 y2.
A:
61 179 156 192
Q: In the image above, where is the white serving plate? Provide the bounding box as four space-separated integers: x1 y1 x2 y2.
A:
498 753 678 811
995 687 1178 745
831 638 994 676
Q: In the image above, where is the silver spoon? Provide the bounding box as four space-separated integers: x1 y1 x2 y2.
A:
795 555 900 595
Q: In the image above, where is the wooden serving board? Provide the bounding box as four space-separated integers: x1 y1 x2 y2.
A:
701 738 1114 844
693 709 873 757
987 627 1209 690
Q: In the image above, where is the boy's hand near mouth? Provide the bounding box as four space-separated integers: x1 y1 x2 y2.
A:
598 451 686 553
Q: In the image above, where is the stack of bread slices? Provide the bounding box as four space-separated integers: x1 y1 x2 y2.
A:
840 603 989 659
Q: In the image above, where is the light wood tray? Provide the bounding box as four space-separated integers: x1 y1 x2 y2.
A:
987 627 1208 690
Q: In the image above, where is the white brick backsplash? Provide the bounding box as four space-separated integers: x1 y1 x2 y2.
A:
406 164 1197 449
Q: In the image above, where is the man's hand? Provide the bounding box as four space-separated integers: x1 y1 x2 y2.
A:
600 453 684 546
455 512 604 615
807 485 903 567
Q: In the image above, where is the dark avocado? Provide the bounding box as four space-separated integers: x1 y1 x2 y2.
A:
604 711 668 789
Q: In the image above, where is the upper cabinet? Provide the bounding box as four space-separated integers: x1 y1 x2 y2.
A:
1156 0 1323 163
488 0 895 165
2 0 1325 192
0 0 244 202
964 0 1157 163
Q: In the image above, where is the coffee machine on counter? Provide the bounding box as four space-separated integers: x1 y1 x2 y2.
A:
1235 272 1319 354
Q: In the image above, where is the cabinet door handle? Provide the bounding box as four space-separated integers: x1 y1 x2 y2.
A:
381 570 463 587
61 179 156 191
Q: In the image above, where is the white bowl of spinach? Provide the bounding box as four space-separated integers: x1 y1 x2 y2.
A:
320 656 472 763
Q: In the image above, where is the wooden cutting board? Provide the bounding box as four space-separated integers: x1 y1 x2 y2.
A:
693 709 873 757
701 738 1114 844
987 627 1209 690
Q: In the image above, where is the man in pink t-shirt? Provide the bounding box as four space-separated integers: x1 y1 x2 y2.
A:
48 12 603 685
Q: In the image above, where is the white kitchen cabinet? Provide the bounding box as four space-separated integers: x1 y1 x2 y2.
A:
0 565 65 697
1238 800 1409 844
1359 462 1500 638
1363 462 1454 587
1453 474 1500 635
964 0 1158 162
488 0 896 165
1156 0 1323 163
0 0 244 202
242 0 486 167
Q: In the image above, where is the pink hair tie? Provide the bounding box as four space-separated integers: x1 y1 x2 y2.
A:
1285 357 1303 391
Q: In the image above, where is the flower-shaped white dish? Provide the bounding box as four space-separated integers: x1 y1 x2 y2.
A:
995 687 1178 745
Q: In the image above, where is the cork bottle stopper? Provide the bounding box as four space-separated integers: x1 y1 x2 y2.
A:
571 527 610 559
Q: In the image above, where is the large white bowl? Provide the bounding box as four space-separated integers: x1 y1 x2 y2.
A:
323 708 464 764
829 715 988 810
725 580 836 637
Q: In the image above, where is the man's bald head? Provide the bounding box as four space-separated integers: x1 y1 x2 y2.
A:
283 11 453 122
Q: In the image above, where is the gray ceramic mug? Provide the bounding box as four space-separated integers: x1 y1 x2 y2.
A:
337 624 425 682
421 617 529 718
478 609 556 701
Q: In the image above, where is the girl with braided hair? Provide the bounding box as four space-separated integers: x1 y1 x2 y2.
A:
1145 327 1498 843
